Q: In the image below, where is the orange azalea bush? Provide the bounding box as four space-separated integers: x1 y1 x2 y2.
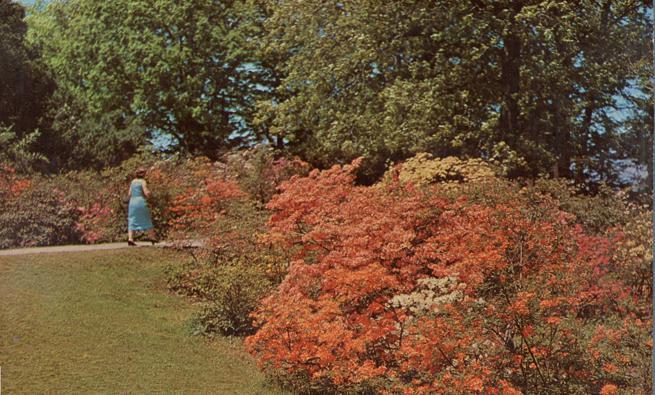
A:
245 160 651 394
164 150 308 336
169 177 247 237
0 148 309 248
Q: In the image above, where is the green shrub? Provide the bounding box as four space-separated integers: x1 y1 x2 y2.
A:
166 259 274 337
529 178 630 234
223 146 310 203
165 194 289 337
191 263 273 337
165 259 222 300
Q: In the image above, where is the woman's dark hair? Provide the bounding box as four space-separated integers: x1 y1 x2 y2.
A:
135 167 147 178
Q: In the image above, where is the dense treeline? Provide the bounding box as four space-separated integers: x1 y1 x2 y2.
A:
0 0 53 172
259 0 652 185
0 0 652 184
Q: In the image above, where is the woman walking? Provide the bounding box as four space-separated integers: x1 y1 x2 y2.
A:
127 167 157 246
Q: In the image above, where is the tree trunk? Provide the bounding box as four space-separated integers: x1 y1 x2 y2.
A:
499 31 521 145
553 101 572 178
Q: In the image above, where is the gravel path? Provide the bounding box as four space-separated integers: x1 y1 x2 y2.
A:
0 240 202 256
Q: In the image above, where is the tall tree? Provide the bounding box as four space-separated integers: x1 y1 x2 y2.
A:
258 0 651 184
0 0 52 141
28 0 270 163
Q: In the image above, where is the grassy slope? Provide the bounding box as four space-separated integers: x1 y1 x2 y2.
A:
0 248 285 394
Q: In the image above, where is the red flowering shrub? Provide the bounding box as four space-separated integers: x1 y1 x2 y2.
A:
60 155 223 244
169 178 247 234
245 160 650 394
0 177 80 248
74 202 114 243
164 151 303 336
0 164 30 200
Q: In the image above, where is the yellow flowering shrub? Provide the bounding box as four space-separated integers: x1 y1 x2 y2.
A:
386 153 498 187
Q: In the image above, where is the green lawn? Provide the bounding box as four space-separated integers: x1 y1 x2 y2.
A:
0 248 286 394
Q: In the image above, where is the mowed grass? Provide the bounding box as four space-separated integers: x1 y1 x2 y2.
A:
0 248 286 394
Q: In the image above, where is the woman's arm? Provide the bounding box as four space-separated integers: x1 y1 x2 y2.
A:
142 180 151 198
127 182 132 199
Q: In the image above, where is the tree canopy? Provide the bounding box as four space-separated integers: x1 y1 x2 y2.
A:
28 0 270 164
3 0 650 188
0 0 52 139
257 0 651 183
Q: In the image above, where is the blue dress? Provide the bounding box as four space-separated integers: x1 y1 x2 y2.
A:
128 179 154 231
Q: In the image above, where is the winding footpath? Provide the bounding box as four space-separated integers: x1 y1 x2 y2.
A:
0 240 203 256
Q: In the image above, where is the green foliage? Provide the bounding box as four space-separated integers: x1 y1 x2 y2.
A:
64 110 147 171
166 249 282 338
528 179 632 235
257 0 650 184
166 196 288 337
18 0 650 185
0 0 53 137
28 0 272 161
0 125 48 172
171 260 274 337
165 259 220 300
191 264 274 337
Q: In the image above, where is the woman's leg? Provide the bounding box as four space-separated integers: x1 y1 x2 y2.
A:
128 230 134 242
